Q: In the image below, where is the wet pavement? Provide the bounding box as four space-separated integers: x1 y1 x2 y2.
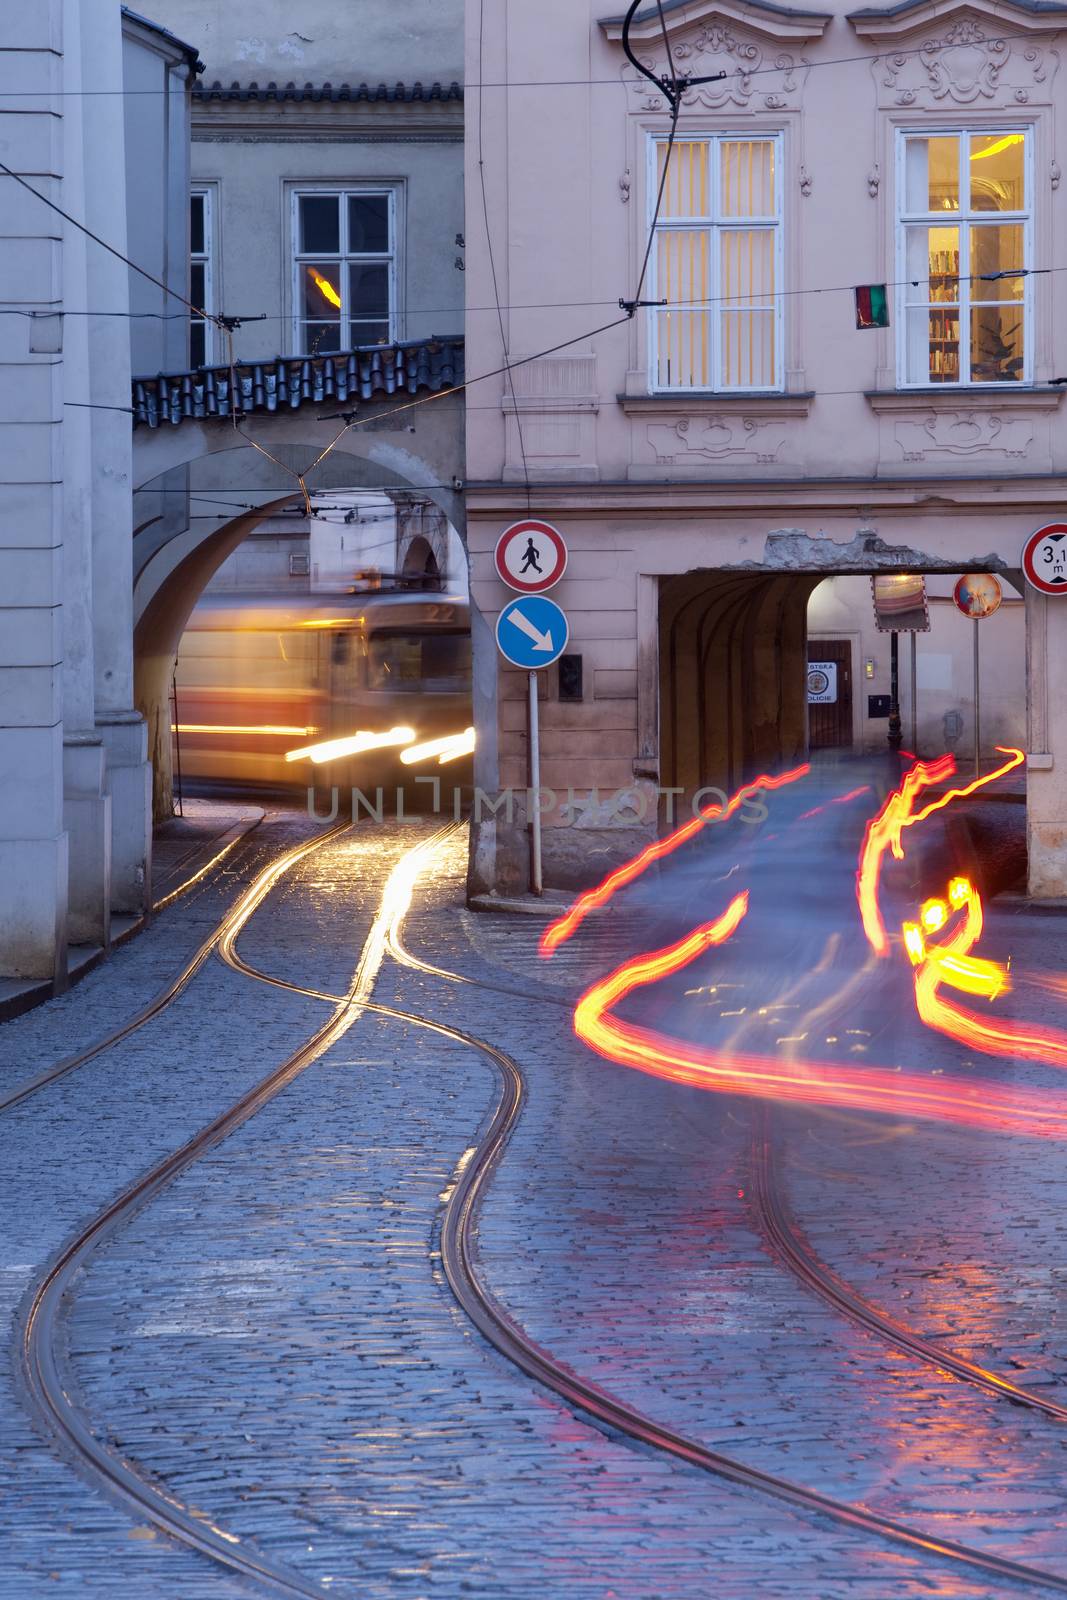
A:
2 772 1067 1597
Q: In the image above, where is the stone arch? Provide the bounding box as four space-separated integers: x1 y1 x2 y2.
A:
401 534 441 584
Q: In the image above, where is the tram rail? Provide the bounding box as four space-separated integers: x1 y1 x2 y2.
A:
13 818 1067 1596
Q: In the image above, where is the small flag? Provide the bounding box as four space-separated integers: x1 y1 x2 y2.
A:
855 284 889 329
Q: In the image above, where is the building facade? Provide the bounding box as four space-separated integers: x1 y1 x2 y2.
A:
0 1 196 983
465 0 1067 896
131 0 467 814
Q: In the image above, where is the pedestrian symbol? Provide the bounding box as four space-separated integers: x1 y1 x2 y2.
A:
520 538 543 576
495 594 569 669
494 519 568 593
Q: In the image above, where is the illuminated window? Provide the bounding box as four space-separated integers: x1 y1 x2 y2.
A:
189 188 214 367
292 189 397 355
898 131 1031 385
649 135 782 391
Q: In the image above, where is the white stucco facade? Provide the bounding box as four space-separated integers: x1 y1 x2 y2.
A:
0 2 193 982
464 0 1067 896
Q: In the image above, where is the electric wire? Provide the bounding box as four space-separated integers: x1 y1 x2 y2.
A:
477 0 531 509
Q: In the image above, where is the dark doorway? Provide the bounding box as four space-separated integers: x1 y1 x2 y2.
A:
807 639 853 749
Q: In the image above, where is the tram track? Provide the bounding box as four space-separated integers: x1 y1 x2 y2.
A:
16 817 1067 1596
0 819 347 1117
752 1119 1067 1422
230 854 1067 1598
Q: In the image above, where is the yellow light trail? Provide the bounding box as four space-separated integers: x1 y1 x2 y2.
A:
400 728 475 766
284 726 415 765
171 724 313 737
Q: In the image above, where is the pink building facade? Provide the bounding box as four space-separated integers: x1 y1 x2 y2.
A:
464 0 1067 896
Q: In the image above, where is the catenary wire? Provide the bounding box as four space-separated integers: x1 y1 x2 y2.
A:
477 0 531 508
4 34 1057 94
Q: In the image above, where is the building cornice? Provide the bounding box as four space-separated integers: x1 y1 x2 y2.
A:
600 0 832 45
846 0 1067 39
619 391 813 416
463 474 1067 517
865 387 1065 411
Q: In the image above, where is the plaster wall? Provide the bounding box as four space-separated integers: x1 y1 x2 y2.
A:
465 0 1067 895
807 574 1027 757
143 0 464 85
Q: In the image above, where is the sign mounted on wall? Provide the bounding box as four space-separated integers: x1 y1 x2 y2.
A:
1022 524 1067 594
953 573 1003 619
806 662 838 704
494 520 568 593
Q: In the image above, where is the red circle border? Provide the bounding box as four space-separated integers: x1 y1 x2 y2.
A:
1022 523 1067 595
494 519 568 593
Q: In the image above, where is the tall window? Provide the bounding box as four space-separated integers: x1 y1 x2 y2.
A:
898 131 1031 385
189 188 213 368
649 135 782 391
292 189 396 355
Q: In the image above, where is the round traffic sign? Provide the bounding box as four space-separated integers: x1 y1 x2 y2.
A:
495 594 569 670
1022 524 1067 595
953 573 1002 619
494 519 568 593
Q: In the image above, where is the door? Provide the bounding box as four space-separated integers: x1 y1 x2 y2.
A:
807 639 853 749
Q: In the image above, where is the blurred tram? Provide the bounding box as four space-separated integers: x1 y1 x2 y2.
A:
173 590 473 792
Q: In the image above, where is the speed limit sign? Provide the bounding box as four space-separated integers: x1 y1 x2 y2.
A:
1022 524 1067 594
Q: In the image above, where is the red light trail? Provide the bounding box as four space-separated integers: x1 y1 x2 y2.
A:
539 765 809 956
561 744 1067 1140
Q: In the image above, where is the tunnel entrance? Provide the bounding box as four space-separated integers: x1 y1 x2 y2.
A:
659 566 1027 806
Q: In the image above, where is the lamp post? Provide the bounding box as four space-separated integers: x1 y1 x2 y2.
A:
887 630 902 753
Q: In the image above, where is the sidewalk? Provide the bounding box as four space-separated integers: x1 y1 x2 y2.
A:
0 799 263 1021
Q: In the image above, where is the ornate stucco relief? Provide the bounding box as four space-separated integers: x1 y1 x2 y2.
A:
873 18 1058 107
647 415 789 465
894 410 1034 461
625 25 810 112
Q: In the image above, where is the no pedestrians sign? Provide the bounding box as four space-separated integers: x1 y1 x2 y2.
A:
494 519 568 593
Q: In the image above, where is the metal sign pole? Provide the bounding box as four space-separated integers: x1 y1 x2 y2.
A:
979 617 985 780
910 631 918 754
528 669 543 896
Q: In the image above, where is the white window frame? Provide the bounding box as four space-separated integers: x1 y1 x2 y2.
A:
190 185 215 368
647 131 784 394
894 127 1034 388
289 185 399 356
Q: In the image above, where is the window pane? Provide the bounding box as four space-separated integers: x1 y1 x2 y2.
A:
300 195 340 253
657 139 710 219
905 135 960 212
904 225 959 303
721 140 775 218
348 194 390 253
970 222 1024 299
302 262 343 319
190 262 206 307
190 193 205 254
303 320 342 355
970 133 1025 211
190 321 205 369
657 228 709 307
654 310 710 388
970 303 1024 382
720 229 774 307
349 320 390 346
720 309 775 387
348 262 390 318
907 306 960 383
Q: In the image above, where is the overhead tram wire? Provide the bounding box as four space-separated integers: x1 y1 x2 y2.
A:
477 0 531 511
5 32 1059 94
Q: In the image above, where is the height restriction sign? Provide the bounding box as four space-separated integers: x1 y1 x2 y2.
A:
1022 524 1067 594
494 520 568 593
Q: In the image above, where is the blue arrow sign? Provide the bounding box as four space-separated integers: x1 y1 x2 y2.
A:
495 594 569 670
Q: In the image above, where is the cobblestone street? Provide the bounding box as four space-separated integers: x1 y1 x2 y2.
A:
3 791 1067 1598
